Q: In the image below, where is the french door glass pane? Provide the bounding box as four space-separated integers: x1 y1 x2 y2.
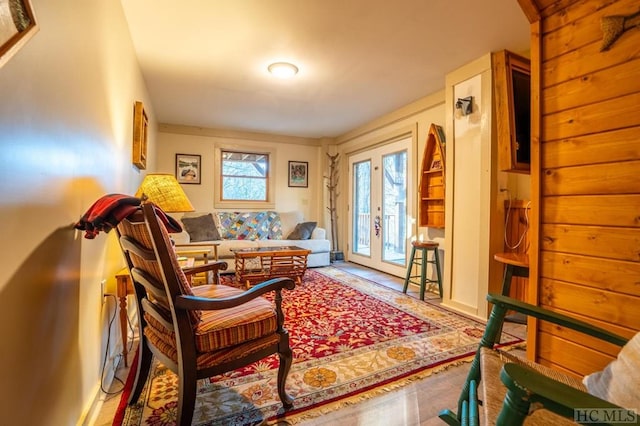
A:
352 160 371 256
382 151 407 265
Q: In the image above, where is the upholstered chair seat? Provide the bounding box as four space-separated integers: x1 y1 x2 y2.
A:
143 284 280 366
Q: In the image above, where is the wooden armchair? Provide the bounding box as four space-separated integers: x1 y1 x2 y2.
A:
116 203 296 425
439 294 638 426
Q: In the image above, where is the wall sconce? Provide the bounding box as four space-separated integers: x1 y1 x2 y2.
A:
455 96 473 116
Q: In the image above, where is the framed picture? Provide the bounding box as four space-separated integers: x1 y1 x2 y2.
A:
0 0 39 69
288 161 308 188
176 153 201 184
132 101 148 170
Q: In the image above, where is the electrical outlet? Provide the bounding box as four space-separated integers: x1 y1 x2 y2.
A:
101 279 107 303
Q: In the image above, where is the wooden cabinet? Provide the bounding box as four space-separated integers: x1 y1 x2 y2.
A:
418 123 446 228
493 50 531 174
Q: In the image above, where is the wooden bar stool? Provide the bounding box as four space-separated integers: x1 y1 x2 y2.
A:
403 241 442 299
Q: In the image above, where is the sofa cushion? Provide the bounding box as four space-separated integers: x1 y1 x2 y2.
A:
218 212 275 240
268 213 284 239
583 332 640 409
181 213 221 242
278 211 304 239
287 221 317 240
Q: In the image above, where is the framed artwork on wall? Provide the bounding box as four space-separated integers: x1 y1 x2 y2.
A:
176 153 201 184
132 101 148 170
288 161 308 188
0 0 39 69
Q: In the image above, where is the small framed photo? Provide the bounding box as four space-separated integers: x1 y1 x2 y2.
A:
288 161 308 188
175 153 201 184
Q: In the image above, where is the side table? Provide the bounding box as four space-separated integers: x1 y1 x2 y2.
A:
114 267 134 367
175 241 221 262
494 252 529 324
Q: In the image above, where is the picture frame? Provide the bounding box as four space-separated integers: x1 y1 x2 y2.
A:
288 161 308 188
0 0 39 69
132 101 148 170
176 153 201 184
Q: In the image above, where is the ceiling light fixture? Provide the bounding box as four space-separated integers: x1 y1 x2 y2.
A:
268 62 299 79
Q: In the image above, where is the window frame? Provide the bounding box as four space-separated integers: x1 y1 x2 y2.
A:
214 146 276 209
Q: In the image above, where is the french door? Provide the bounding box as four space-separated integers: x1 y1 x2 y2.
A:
348 137 412 277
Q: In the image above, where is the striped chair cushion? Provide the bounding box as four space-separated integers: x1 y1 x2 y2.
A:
145 284 277 355
145 327 280 368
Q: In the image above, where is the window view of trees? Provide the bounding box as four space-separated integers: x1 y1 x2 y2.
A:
221 150 269 201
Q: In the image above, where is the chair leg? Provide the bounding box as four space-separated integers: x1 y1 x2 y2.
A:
456 302 509 417
496 384 530 426
277 344 294 409
128 341 153 404
176 365 198 426
403 247 417 293
434 247 443 298
419 249 427 301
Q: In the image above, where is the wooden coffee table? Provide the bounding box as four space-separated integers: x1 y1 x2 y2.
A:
233 246 311 287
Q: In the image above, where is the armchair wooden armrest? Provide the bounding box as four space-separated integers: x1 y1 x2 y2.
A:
175 277 296 311
486 294 627 346
498 363 638 425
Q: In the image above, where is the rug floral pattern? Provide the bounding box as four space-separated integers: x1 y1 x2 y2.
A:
117 267 522 425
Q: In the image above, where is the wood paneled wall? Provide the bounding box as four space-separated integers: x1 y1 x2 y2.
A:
525 0 640 377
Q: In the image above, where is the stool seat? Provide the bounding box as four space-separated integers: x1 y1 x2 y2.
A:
403 241 442 300
411 240 439 249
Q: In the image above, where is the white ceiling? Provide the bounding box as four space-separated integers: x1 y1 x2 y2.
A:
121 0 530 139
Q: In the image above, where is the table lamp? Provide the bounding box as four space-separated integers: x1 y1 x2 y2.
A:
135 173 195 213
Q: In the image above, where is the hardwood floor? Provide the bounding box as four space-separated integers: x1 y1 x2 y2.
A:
91 262 526 425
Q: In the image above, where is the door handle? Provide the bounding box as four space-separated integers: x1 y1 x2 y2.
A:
374 215 381 237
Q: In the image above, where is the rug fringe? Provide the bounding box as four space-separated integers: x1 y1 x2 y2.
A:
266 355 475 425
266 340 527 425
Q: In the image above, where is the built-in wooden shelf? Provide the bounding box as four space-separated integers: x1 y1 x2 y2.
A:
418 123 446 228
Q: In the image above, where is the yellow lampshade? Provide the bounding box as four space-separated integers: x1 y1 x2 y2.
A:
135 173 195 212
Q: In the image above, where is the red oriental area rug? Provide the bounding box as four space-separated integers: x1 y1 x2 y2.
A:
114 267 523 425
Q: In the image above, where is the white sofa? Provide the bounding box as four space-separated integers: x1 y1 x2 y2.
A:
172 210 331 268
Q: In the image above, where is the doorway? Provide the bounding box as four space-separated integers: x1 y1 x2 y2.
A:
347 137 412 277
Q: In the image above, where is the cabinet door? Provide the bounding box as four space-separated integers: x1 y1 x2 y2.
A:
493 50 531 174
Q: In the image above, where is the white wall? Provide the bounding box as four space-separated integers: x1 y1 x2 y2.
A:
156 127 325 224
443 54 507 319
0 0 153 423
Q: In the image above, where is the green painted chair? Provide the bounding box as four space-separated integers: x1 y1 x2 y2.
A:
439 294 638 426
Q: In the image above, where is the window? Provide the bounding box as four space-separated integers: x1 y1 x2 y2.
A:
214 147 275 209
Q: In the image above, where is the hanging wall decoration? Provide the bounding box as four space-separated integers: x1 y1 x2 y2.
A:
600 10 640 51
132 101 148 170
0 0 39 68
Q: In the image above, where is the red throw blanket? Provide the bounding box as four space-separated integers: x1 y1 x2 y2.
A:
75 193 182 239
